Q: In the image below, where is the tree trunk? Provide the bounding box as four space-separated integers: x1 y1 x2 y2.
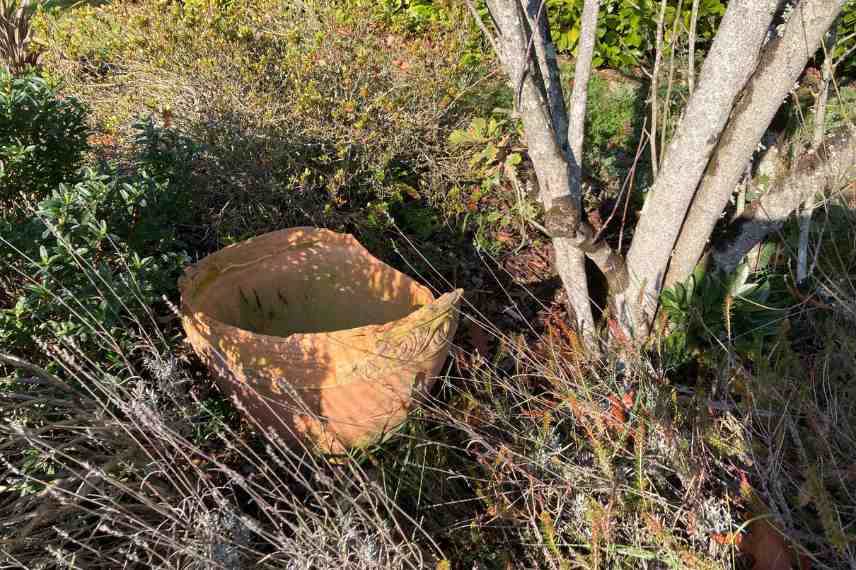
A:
485 0 601 334
614 0 777 335
561 0 600 337
567 0 599 195
665 0 846 290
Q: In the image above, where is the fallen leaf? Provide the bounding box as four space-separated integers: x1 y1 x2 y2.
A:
495 230 514 243
740 518 810 570
607 394 626 427
621 389 636 410
605 389 636 433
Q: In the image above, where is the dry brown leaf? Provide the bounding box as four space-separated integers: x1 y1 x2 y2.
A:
712 531 743 546
605 389 636 432
740 518 810 570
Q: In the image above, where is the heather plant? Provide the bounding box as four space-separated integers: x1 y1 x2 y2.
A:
35 0 489 248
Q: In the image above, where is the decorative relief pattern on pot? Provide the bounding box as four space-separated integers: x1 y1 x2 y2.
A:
339 291 461 386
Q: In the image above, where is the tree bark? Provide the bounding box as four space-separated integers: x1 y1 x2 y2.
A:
615 0 777 335
485 0 597 333
522 0 569 147
559 0 600 338
665 0 846 290
567 0 599 196
712 125 856 274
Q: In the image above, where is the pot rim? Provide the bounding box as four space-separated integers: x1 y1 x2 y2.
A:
179 227 455 343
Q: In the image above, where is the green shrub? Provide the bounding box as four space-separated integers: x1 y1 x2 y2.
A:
0 70 88 207
833 2 856 80
548 0 725 69
0 119 195 362
0 168 189 360
389 0 725 70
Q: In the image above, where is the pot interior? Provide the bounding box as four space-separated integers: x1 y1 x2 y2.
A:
185 230 435 337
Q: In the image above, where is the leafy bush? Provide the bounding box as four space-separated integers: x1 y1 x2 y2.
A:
0 70 88 207
0 168 189 359
547 0 725 69
389 0 725 70
0 118 195 363
582 73 645 185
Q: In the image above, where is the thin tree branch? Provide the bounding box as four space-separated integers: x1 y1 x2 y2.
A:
713 125 856 274
521 0 569 147
649 0 667 180
687 0 700 95
660 0 684 164
799 21 839 284
464 0 501 58
832 41 856 70
567 0 599 202
514 0 548 110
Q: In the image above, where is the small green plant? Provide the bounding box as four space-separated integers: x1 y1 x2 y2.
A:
659 261 785 364
0 168 189 359
0 69 88 207
448 112 538 253
582 73 644 186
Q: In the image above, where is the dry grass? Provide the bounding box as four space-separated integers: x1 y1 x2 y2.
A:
3 210 856 569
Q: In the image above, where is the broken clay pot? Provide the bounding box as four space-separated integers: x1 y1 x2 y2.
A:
179 227 462 453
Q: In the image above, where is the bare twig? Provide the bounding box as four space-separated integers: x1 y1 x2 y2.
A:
596 116 648 244
660 0 684 161
798 20 838 285
649 0 667 180
464 0 501 59
0 351 75 394
687 0 700 95
511 0 547 108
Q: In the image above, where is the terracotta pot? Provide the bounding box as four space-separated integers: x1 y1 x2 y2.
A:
179 227 462 453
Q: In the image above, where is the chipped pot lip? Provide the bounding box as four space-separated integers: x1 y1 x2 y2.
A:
178 227 457 343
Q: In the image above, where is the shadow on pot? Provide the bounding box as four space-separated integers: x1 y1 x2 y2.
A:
179 227 462 454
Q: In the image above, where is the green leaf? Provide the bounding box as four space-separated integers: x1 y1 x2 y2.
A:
505 152 522 168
